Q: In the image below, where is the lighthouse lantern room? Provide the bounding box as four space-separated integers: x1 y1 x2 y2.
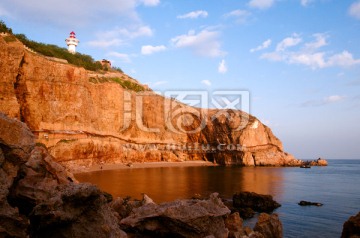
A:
65 31 79 54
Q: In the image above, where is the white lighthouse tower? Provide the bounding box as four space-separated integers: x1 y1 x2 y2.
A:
65 31 79 54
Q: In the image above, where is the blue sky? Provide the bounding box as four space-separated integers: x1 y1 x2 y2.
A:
1 0 360 159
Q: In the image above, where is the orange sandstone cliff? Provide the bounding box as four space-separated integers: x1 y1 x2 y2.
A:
0 34 302 171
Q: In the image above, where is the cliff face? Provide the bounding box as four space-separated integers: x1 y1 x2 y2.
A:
0 35 301 170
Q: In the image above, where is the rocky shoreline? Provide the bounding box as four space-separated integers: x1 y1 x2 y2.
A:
0 112 357 238
1 112 282 237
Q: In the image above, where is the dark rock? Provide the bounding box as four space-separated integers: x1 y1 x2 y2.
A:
233 192 281 218
0 113 35 237
8 146 76 215
29 183 127 238
120 193 230 238
254 213 283 238
0 112 35 164
0 184 29 238
110 196 143 220
225 212 247 238
298 201 323 206
341 211 360 238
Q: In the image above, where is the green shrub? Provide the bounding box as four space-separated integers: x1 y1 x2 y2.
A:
0 20 12 34
3 35 16 43
14 33 104 71
89 76 146 92
35 142 47 148
58 139 77 144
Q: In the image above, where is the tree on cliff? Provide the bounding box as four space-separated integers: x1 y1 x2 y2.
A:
0 20 13 34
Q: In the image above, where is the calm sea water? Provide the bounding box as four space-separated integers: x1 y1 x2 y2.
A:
76 160 360 237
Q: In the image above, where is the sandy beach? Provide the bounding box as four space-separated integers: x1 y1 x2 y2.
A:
75 160 218 174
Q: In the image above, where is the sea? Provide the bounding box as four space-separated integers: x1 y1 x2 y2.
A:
76 159 360 238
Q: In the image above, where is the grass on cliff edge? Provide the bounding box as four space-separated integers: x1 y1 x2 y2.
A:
0 20 123 73
89 76 146 92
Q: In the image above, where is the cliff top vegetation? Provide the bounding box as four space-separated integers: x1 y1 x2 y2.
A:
0 20 122 73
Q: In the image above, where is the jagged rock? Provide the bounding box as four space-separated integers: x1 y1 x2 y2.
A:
110 196 143 220
0 112 35 237
253 213 283 238
233 192 281 218
0 112 35 170
225 212 248 238
0 183 28 238
341 211 360 238
120 193 230 238
142 193 155 205
298 200 323 206
8 146 76 215
309 158 328 166
29 183 127 238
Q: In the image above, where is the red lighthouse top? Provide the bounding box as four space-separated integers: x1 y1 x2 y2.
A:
69 31 76 38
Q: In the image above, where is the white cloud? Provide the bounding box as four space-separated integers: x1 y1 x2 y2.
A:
218 59 228 74
248 0 275 9
224 9 251 24
349 0 360 20
300 0 312 6
327 51 360 67
301 95 346 107
276 34 302 51
201 80 212 86
0 0 139 26
141 45 166 55
324 95 345 103
140 0 160 7
304 33 327 50
88 25 153 48
260 33 360 69
250 39 272 52
177 10 208 19
288 52 327 69
171 29 226 58
107 52 132 63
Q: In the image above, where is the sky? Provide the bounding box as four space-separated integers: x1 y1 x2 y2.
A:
1 0 360 160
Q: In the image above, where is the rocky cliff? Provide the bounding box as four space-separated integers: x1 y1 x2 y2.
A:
0 34 302 170
0 112 283 238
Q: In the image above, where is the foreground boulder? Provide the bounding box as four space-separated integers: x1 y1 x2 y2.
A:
232 192 281 218
341 211 360 238
254 213 283 238
120 193 230 238
9 146 76 215
29 183 127 238
0 112 35 237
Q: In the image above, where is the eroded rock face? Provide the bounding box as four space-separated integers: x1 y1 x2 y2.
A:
341 212 360 238
120 193 230 238
0 35 303 170
29 183 127 238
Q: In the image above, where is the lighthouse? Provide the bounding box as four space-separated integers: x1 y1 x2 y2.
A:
65 31 79 54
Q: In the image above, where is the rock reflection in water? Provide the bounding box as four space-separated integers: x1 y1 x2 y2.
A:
76 166 284 202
